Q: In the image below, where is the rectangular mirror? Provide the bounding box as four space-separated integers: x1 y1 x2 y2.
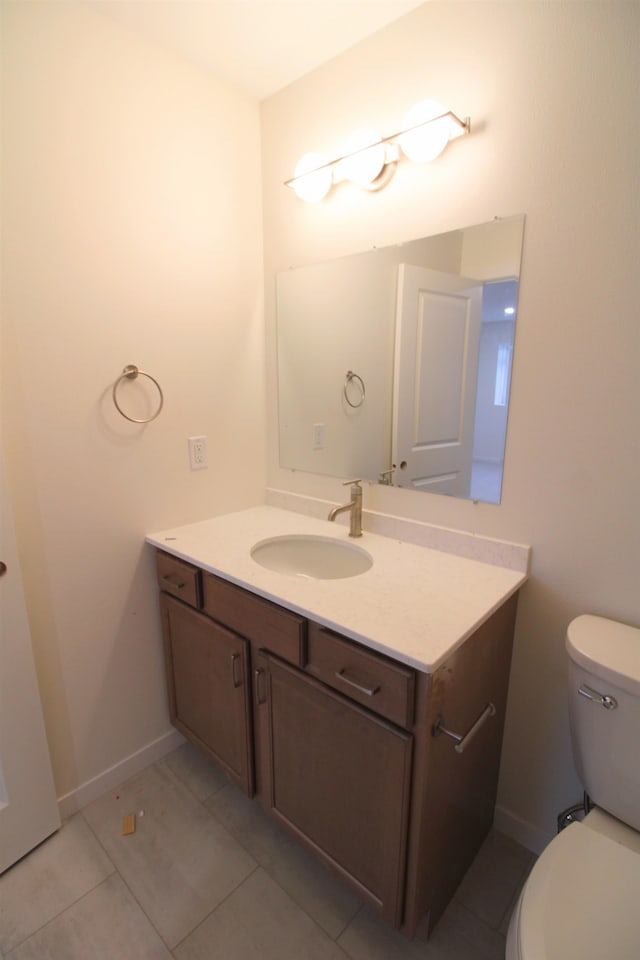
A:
276 215 524 504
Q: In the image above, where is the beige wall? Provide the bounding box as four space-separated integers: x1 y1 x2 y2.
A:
1 2 266 809
262 1 640 850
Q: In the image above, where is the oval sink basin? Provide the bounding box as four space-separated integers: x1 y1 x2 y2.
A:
251 534 373 580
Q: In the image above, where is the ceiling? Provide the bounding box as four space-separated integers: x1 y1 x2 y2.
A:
85 0 427 100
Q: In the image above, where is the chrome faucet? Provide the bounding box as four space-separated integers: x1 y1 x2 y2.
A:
328 479 363 538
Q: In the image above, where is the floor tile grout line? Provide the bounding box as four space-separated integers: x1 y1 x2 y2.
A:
0 814 119 956
450 898 509 953
258 860 364 949
163 742 377 944
79 763 263 953
451 840 537 934
155 751 228 807
451 888 511 935
170 860 358 958
78 807 178 953
152 756 236 828
202 782 365 944
334 901 366 947
2 872 117 958
169 863 262 954
494 860 531 933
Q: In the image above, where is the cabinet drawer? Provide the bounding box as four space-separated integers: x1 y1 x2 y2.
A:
203 572 306 666
156 552 201 608
306 623 415 728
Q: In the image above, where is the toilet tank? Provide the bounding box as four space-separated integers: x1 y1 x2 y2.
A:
567 615 640 832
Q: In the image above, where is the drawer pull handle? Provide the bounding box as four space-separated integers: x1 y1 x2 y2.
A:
254 668 267 705
433 702 496 754
335 669 380 698
161 575 185 590
230 654 242 688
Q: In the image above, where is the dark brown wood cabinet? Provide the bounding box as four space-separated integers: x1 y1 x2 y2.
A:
155 548 518 939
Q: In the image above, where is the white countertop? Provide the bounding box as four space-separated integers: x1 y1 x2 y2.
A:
146 506 526 673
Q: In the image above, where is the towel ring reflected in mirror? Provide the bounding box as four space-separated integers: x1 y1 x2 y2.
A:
344 370 366 408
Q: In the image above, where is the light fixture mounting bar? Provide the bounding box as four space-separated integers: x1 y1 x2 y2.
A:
284 110 470 190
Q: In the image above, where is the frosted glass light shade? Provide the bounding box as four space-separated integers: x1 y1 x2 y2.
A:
338 128 386 187
399 100 450 163
286 102 468 200
291 153 332 202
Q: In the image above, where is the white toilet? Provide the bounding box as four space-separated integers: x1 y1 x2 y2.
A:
506 614 640 960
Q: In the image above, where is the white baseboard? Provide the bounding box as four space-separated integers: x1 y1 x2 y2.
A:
57 729 185 821
494 803 553 856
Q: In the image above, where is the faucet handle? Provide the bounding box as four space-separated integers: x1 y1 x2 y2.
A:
342 479 362 487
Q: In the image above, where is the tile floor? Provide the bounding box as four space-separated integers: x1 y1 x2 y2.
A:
0 743 535 959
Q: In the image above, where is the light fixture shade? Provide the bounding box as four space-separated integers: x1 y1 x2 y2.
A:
398 100 450 164
291 153 332 202
285 101 469 200
338 128 386 187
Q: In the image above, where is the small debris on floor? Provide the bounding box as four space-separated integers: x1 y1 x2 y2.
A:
122 813 136 836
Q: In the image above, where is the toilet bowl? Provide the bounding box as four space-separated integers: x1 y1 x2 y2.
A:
506 808 640 959
506 615 640 960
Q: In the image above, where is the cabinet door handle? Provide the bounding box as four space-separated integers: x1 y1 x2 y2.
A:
230 653 242 688
254 668 267 705
432 702 496 754
161 574 185 590
335 668 380 698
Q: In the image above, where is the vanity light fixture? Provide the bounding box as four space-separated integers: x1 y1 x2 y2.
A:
285 100 470 202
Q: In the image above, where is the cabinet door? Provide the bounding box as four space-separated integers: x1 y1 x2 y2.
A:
161 594 253 795
262 656 412 925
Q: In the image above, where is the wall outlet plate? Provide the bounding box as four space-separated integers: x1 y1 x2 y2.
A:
188 436 208 470
312 423 325 450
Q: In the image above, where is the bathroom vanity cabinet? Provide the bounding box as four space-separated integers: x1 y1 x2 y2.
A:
155 547 519 937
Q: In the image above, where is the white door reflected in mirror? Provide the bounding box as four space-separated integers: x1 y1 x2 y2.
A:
276 215 524 505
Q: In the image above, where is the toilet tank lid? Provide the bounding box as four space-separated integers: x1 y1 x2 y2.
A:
566 614 640 696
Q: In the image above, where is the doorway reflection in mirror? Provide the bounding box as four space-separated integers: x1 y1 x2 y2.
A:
276 215 524 506
469 279 517 504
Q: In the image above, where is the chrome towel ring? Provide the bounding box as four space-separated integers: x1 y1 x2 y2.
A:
112 364 164 423
344 370 366 408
